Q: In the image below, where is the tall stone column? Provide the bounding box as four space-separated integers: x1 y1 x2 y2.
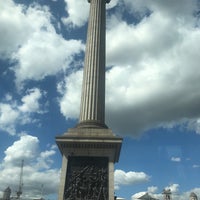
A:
78 0 110 128
56 1 122 200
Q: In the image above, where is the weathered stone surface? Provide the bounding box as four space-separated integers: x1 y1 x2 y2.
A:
56 128 122 162
56 0 122 199
78 0 107 128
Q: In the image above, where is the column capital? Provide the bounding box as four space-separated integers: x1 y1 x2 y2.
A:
88 0 111 3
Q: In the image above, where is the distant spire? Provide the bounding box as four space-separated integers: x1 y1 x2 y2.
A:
16 160 24 199
3 187 11 200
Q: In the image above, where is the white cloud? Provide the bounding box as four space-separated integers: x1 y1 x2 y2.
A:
106 0 119 9
147 186 158 193
13 32 84 87
0 135 60 199
187 119 200 134
5 94 12 101
56 0 200 137
36 150 56 170
40 150 55 159
114 169 150 190
0 103 19 125
2 0 200 137
123 0 198 22
0 0 31 58
0 0 84 88
0 88 45 135
105 0 200 136
0 103 20 135
4 135 39 164
193 164 200 168
171 157 181 162
57 70 83 119
19 88 42 113
62 0 90 27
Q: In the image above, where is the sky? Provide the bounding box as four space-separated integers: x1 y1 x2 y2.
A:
0 0 200 200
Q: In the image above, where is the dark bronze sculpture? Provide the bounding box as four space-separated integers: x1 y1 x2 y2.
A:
64 157 108 200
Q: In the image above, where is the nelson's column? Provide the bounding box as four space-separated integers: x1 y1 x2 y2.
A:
56 0 123 199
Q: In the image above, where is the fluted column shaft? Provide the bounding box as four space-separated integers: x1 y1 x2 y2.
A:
78 0 109 128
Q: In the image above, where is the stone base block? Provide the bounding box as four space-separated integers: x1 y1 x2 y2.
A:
56 128 122 200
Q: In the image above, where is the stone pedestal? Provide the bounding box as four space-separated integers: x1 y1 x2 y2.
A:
56 128 122 200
